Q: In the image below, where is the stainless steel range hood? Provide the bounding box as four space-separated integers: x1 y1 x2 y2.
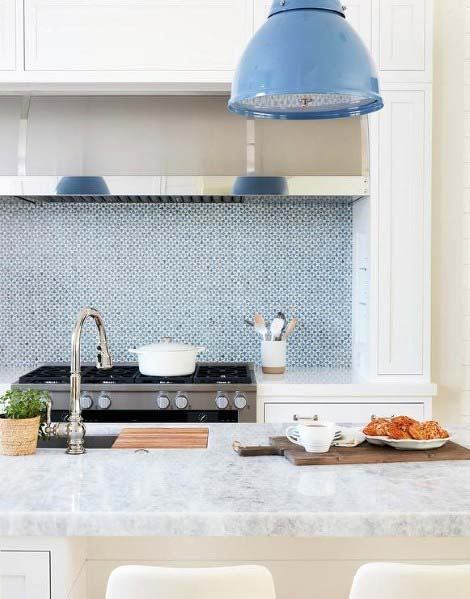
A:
0 95 369 202
0 175 369 204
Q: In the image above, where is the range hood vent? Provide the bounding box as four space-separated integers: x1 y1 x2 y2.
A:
12 195 245 205
0 176 369 204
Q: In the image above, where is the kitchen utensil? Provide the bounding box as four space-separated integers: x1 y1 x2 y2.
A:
261 340 286 374
244 318 254 328
270 316 285 341
129 337 204 377
276 312 287 336
113 428 209 449
286 421 337 453
254 313 268 339
233 437 470 466
282 317 298 340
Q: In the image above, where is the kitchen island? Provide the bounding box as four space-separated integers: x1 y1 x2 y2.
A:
1 423 470 599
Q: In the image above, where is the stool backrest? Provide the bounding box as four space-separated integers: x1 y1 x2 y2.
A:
350 563 470 599
106 564 276 599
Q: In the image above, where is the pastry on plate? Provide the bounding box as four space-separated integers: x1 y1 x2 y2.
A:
363 418 390 437
363 415 450 441
408 421 449 440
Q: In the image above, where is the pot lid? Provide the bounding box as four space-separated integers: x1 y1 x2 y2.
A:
131 337 203 353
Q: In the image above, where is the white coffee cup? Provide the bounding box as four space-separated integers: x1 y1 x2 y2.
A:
286 421 337 454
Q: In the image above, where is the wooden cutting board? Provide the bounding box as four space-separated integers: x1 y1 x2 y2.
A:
112 428 209 449
233 436 470 466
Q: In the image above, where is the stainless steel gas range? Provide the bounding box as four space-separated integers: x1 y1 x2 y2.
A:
13 362 257 423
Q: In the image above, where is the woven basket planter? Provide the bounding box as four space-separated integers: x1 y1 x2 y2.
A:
0 416 40 456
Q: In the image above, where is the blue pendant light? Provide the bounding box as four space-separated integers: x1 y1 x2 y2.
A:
56 176 110 195
228 0 383 120
232 176 289 196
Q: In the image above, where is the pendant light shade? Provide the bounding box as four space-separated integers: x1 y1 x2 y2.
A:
56 177 110 195
228 0 383 120
232 176 289 196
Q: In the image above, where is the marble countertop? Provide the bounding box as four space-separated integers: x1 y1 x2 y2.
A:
255 367 437 396
0 423 470 538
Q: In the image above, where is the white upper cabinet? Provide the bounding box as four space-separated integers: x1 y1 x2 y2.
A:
253 0 271 30
0 0 16 71
373 0 432 80
24 0 253 73
344 1 372 48
370 87 431 378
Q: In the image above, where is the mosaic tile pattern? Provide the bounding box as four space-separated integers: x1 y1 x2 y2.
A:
0 198 352 368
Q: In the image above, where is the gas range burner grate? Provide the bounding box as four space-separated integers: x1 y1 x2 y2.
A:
82 366 140 384
194 364 252 385
17 362 253 386
18 365 71 384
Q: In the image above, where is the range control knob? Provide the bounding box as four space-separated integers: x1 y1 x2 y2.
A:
175 392 189 410
215 392 229 410
156 392 171 410
98 393 112 410
234 392 247 410
79 393 93 410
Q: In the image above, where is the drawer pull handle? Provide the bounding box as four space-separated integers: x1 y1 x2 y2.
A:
371 414 395 421
293 414 319 422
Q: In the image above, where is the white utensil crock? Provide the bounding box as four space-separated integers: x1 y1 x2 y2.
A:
129 338 205 376
261 340 286 374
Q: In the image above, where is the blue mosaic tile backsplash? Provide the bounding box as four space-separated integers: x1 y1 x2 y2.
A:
0 199 352 368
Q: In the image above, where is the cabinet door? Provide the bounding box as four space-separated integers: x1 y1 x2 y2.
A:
264 402 425 424
345 0 372 49
373 88 430 376
377 0 426 71
0 0 15 71
0 552 50 599
25 0 253 73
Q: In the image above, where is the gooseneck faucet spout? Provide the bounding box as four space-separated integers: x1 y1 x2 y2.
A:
67 308 112 455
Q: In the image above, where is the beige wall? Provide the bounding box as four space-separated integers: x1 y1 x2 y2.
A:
432 0 466 422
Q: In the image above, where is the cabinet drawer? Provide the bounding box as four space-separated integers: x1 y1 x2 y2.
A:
25 0 252 72
264 402 425 424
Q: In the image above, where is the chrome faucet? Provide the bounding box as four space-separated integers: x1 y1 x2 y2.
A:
67 307 112 454
43 308 112 454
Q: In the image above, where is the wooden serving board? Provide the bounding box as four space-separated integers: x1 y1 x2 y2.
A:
233 437 470 466
112 428 209 449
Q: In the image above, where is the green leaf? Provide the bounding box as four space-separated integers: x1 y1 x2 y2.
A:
0 389 50 420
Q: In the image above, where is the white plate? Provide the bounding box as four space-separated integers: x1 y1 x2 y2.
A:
382 437 451 451
364 435 388 446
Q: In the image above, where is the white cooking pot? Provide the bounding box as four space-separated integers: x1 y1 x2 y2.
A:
129 337 205 377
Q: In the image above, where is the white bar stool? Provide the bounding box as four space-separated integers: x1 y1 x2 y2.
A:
106 565 276 599
350 563 470 599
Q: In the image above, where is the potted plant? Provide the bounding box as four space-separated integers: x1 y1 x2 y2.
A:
0 389 50 456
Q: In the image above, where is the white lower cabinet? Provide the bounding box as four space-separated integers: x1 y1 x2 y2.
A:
264 401 425 424
0 551 50 599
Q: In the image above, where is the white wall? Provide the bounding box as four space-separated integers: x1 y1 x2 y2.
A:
432 0 466 422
